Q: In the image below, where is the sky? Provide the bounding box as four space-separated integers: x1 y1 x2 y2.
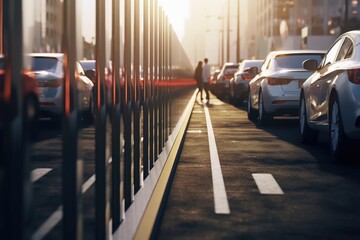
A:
81 0 190 42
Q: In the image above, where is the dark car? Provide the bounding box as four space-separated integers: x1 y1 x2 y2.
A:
216 62 239 98
229 59 263 105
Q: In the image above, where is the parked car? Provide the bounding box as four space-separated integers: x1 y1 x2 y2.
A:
29 53 95 123
210 68 220 94
79 59 96 83
247 50 325 125
0 54 39 137
230 59 263 105
216 62 239 98
300 30 360 162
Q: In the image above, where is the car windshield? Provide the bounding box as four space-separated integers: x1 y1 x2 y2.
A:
275 54 324 69
225 67 238 74
80 61 96 71
31 57 59 72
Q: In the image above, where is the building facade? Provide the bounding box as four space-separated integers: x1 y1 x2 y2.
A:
254 0 360 58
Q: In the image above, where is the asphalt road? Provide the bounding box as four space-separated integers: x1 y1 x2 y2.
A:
29 93 360 240
156 95 360 240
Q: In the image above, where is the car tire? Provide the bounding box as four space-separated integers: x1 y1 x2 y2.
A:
329 96 353 163
23 95 39 140
247 92 257 121
299 94 318 144
258 91 272 126
84 90 95 124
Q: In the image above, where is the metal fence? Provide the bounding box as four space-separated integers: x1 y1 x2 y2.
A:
0 0 195 239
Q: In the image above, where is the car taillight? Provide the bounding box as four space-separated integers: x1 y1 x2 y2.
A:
37 78 63 88
347 69 360 84
241 73 253 81
267 77 292 85
223 76 230 80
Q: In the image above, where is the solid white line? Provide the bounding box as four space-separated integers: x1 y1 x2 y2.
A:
203 103 230 214
252 173 284 195
32 168 52 183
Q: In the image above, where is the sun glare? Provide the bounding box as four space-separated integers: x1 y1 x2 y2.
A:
159 0 189 39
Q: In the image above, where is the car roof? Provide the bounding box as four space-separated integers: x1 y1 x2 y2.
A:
339 30 360 45
28 53 64 59
267 50 326 57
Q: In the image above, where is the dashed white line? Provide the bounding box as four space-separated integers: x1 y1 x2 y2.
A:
252 173 284 195
32 168 52 183
203 103 231 214
32 174 97 240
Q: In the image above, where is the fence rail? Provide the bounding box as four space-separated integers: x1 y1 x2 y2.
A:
0 0 195 239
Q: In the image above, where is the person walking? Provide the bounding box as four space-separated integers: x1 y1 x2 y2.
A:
194 60 203 99
202 58 211 100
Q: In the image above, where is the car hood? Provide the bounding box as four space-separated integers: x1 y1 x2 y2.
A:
32 70 62 80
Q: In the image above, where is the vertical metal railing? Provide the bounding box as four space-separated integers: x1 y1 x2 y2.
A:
62 0 83 239
124 0 133 210
133 0 141 194
0 0 195 239
1 1 31 239
111 0 123 231
149 0 155 171
95 0 111 239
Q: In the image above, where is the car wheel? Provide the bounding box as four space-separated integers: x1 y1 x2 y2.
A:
247 92 257 121
329 97 352 162
23 95 39 140
299 94 318 144
84 90 95 124
258 91 272 126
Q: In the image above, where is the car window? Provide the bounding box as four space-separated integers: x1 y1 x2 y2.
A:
321 38 343 67
336 37 353 61
31 57 59 72
224 67 238 75
76 62 85 75
260 57 270 72
80 61 96 71
275 54 324 69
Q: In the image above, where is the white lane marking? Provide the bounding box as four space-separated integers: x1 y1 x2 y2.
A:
31 206 63 240
32 168 52 183
252 173 284 195
32 174 96 240
187 130 202 133
203 103 231 214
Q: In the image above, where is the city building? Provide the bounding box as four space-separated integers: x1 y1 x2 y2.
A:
254 0 360 58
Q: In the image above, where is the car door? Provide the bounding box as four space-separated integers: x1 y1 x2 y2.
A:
308 38 343 122
250 56 271 110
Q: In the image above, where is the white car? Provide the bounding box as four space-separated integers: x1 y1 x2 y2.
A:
30 53 95 123
300 30 360 162
247 50 325 125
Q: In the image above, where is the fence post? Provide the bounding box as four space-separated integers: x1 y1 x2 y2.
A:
62 0 83 239
1 1 32 239
95 0 111 239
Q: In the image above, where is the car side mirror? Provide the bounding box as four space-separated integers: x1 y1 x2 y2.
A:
303 59 318 71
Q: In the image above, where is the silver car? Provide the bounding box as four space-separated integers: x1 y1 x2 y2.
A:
230 59 263 105
247 50 325 125
300 30 360 162
29 53 95 123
